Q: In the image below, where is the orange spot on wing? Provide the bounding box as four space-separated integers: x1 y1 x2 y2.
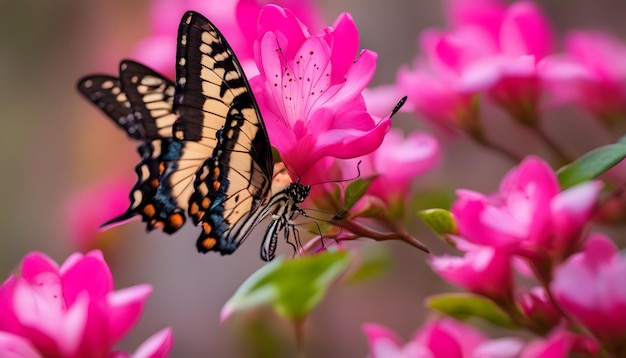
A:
201 237 217 250
190 202 199 216
213 180 220 191
169 213 184 229
202 222 212 233
202 197 210 209
143 204 156 217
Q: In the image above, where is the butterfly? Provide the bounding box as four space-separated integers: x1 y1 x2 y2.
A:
78 11 310 261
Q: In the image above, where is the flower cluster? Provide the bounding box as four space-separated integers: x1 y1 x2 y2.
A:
420 156 626 356
363 318 596 358
398 0 553 134
0 250 172 357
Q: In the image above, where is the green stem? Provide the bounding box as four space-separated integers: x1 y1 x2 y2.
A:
294 319 306 358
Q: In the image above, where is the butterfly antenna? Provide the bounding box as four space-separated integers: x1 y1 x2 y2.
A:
391 96 408 118
374 95 408 126
307 160 362 187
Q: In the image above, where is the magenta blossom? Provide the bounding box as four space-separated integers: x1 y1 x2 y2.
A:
430 238 513 302
451 156 601 262
399 0 554 130
519 286 561 329
539 30 626 121
551 234 626 353
363 318 522 358
520 327 599 358
0 250 172 358
340 129 439 205
250 5 388 178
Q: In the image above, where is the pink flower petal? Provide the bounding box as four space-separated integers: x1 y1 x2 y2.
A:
0 331 43 358
327 13 359 83
61 250 113 306
107 284 153 344
500 1 553 59
131 327 174 358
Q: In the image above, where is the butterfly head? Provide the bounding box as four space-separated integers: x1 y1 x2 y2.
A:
286 182 311 204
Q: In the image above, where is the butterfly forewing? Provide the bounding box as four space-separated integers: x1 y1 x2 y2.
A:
119 60 178 139
77 75 143 140
170 11 274 255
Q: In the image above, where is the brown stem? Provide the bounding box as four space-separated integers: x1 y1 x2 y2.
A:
340 219 430 253
473 135 525 163
527 125 575 164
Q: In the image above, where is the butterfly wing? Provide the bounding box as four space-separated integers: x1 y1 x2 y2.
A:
162 11 274 255
78 61 186 232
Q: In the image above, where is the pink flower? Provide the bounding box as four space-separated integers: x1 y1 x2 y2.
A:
551 234 626 351
520 328 599 358
430 238 514 301
340 129 439 204
539 30 626 120
397 45 479 134
0 250 172 357
250 5 387 178
64 179 132 251
399 0 554 129
519 286 561 328
132 0 323 77
363 318 518 358
451 156 601 261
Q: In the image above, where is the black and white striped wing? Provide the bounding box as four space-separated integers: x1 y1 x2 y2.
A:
78 61 186 232
160 11 274 255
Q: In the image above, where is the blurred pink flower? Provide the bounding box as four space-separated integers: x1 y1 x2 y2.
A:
551 234 626 351
430 238 514 301
133 0 323 77
0 250 172 358
519 286 561 329
64 179 131 251
539 30 626 120
451 156 601 261
250 5 387 178
364 318 520 358
340 129 439 205
399 0 554 130
520 327 599 358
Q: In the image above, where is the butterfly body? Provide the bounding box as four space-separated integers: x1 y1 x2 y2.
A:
78 11 309 260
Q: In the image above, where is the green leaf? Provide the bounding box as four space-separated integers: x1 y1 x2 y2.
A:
426 293 517 329
221 251 351 323
418 209 457 236
344 177 376 211
557 142 626 189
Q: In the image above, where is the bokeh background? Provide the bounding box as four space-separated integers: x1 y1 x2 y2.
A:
1 0 626 356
